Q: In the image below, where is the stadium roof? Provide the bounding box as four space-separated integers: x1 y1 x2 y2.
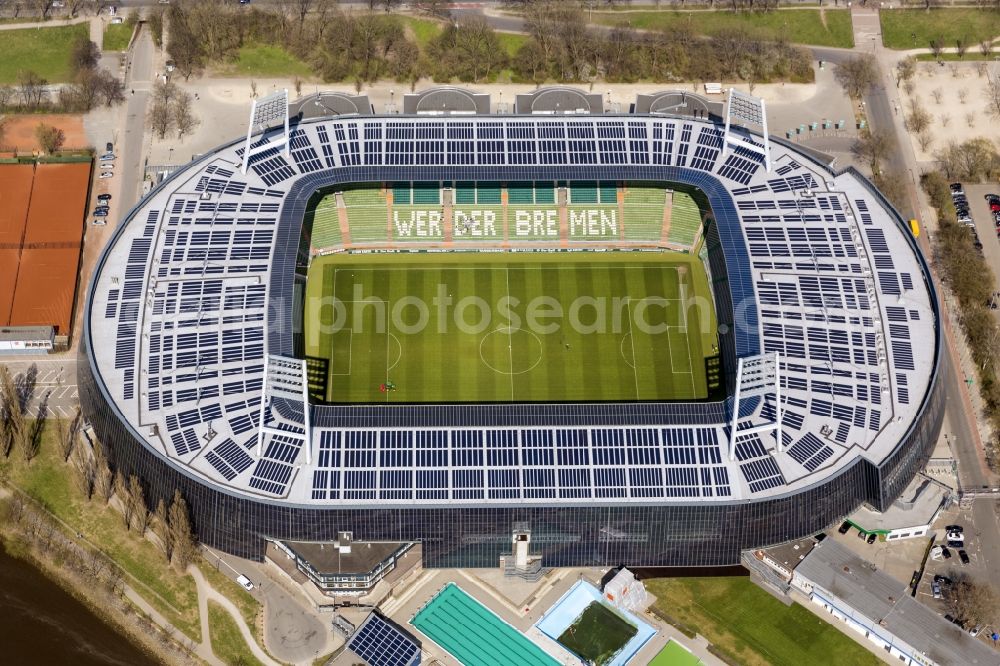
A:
85 110 938 508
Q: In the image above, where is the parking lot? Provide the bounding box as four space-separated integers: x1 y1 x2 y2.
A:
949 182 1000 310
916 503 1000 646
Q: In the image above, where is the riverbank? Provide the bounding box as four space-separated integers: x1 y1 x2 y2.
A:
0 536 160 666
0 489 201 666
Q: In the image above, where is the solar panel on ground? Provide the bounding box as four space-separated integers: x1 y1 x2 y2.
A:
348 613 420 666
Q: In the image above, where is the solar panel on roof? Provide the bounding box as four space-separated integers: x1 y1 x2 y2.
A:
347 613 420 666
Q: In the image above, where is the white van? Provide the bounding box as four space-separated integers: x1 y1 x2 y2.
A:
236 574 254 591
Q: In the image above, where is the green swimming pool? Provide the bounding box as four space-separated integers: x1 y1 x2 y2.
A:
411 583 559 666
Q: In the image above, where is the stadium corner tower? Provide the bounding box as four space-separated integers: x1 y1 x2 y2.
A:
81 93 943 565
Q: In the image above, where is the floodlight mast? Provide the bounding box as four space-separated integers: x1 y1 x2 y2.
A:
241 89 291 175
258 354 312 464
728 352 783 461
723 88 771 173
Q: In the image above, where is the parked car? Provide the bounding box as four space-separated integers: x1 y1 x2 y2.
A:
100 153 115 161
105 142 114 153
838 521 851 534
934 574 953 585
857 530 868 540
110 16 124 24
236 574 254 591
946 530 964 542
985 193 1000 203
950 182 964 193
866 533 877 544
941 546 952 559
932 581 943 599
97 193 112 202
93 209 109 218
930 545 944 560
948 539 965 549
99 171 113 179
959 549 971 565
91 218 106 226
970 626 983 637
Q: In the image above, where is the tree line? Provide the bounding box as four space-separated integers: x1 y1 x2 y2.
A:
0 364 198 571
164 0 813 87
923 172 1000 470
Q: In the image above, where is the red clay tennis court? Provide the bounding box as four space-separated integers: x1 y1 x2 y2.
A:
0 164 34 325
0 161 90 335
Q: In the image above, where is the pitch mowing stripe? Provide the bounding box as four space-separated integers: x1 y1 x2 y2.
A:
307 254 715 403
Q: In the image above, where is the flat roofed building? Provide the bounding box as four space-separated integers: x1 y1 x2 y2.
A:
792 539 998 666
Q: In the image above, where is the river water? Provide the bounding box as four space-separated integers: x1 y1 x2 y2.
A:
0 542 158 666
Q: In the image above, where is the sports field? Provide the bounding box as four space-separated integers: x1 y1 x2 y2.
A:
303 251 717 404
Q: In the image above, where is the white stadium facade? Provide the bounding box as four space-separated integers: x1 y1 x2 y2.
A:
79 89 943 566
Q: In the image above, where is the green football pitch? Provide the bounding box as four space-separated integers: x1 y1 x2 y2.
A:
303 252 717 404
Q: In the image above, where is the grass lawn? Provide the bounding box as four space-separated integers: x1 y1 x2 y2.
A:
915 52 995 62
401 15 445 47
590 9 853 48
304 252 716 403
102 22 132 51
208 601 265 666
557 601 637 665
648 639 701 666
198 562 261 640
644 577 883 666
221 43 313 78
0 23 89 84
497 31 527 58
881 9 1000 50
0 423 202 642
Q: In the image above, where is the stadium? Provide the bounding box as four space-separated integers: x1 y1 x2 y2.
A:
79 88 944 568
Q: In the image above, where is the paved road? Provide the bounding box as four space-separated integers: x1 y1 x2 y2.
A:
203 547 335 665
122 25 154 210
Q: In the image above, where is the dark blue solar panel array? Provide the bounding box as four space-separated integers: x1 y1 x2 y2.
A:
306 427 730 501
99 116 927 503
347 613 420 666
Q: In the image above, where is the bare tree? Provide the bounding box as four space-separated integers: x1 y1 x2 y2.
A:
172 91 198 139
906 100 932 134
153 498 174 562
917 130 934 152
834 54 877 99
985 78 1000 118
168 490 197 570
72 444 96 500
940 114 951 127
129 475 150 534
0 86 14 109
944 576 998 630
981 40 993 58
967 111 976 128
94 443 114 504
114 472 133 530
851 129 892 176
959 88 969 104
35 124 65 154
895 56 917 87
22 389 49 464
0 366 25 458
931 88 943 104
148 99 173 139
70 36 100 75
956 37 968 59
930 39 943 60
17 70 48 110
